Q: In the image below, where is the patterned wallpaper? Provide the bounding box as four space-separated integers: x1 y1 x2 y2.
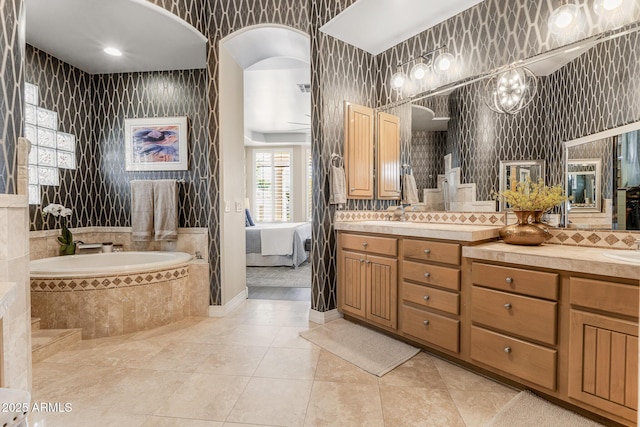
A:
411 130 447 192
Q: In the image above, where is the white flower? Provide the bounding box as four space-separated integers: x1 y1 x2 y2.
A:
42 203 73 218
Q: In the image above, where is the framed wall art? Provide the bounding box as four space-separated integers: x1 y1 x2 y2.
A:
125 116 188 171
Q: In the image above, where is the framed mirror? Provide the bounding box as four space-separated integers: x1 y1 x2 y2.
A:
498 160 545 211
567 159 601 212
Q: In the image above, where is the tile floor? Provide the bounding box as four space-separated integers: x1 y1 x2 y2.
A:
30 299 518 427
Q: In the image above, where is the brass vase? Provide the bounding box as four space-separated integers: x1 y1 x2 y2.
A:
499 210 549 246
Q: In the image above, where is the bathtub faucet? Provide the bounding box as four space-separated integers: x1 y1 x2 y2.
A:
73 240 84 245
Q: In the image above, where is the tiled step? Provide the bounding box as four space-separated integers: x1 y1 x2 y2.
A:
32 328 82 363
31 317 41 331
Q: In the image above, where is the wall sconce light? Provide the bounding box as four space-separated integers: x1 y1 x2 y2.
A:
390 46 453 90
483 65 538 115
548 1 581 34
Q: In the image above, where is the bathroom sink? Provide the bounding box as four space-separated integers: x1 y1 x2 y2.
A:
602 251 640 264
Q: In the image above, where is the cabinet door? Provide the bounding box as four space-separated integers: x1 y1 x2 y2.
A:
366 254 398 329
339 250 366 318
569 310 638 423
376 111 400 200
344 102 374 199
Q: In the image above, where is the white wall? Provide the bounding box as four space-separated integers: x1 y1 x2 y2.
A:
245 145 310 223
219 46 247 305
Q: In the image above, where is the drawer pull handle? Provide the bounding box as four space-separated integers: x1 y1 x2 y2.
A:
423 320 430 326
350 187 356 191
504 303 512 310
505 277 513 284
365 260 371 264
423 249 431 255
504 346 512 354
362 242 368 247
424 272 431 278
423 295 430 301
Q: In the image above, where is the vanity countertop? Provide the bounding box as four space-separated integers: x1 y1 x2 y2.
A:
334 220 501 242
463 242 640 281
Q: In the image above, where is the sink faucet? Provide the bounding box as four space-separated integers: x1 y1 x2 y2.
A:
393 205 406 222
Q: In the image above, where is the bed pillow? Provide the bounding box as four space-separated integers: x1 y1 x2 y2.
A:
245 208 256 226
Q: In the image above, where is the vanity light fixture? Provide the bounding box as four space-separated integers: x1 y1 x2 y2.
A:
103 47 123 57
593 0 625 14
483 65 538 115
548 1 581 34
390 45 453 91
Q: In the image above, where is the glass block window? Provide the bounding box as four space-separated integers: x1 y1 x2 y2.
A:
24 82 77 204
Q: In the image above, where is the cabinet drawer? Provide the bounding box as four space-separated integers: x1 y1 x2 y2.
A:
402 260 460 291
570 277 639 318
471 326 557 390
402 282 459 315
340 233 397 256
472 262 558 300
471 286 557 345
403 239 461 266
401 304 459 353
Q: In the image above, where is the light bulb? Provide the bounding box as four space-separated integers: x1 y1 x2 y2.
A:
103 47 122 57
593 0 624 14
548 3 580 34
433 52 454 73
410 62 429 80
390 71 406 89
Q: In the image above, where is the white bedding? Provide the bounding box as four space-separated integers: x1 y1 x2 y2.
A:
259 223 301 255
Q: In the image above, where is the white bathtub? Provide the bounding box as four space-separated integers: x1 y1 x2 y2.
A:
30 251 193 278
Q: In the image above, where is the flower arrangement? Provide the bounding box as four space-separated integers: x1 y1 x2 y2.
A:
42 203 75 255
496 178 568 212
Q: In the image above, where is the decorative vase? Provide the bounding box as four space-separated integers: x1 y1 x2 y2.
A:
60 243 76 256
499 210 549 246
58 224 75 255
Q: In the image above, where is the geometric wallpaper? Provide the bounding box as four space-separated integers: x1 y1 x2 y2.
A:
3 0 640 312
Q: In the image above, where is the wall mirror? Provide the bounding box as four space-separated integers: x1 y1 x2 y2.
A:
567 159 600 212
498 160 545 211
565 121 640 230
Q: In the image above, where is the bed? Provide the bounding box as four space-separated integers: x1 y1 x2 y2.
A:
245 222 311 268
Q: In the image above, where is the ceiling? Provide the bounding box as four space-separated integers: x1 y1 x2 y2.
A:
25 0 207 74
321 0 484 55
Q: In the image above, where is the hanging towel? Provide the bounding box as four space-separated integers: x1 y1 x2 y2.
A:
329 165 347 205
402 173 420 204
153 179 179 241
131 180 154 241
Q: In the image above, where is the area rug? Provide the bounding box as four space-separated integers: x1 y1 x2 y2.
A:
246 262 311 288
299 318 420 376
486 391 605 427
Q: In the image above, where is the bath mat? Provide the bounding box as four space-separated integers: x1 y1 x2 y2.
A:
299 318 420 376
486 391 605 427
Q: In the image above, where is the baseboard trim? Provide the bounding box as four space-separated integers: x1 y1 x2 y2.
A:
209 287 248 317
309 308 342 324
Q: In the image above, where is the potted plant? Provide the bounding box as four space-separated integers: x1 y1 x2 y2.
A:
42 203 75 255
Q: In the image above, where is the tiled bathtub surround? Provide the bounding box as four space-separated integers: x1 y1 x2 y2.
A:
31 265 204 339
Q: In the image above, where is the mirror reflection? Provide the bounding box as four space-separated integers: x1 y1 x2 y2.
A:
567 159 600 211
498 160 545 211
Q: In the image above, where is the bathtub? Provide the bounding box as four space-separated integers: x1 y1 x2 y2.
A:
30 251 196 339
30 251 193 278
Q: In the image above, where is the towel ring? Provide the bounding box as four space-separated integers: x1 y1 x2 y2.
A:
402 164 412 174
331 153 344 168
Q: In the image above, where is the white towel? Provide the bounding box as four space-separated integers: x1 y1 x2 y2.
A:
131 180 154 241
329 165 347 205
153 180 178 241
402 173 420 204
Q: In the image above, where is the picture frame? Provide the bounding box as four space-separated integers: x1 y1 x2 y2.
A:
125 116 188 171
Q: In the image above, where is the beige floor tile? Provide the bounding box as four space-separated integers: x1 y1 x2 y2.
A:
44 338 168 368
196 344 268 376
107 368 189 415
253 347 320 380
143 416 223 426
380 386 466 427
29 408 148 427
304 381 384 427
155 373 250 421
125 341 217 372
226 377 313 427
314 350 378 384
222 424 281 427
271 326 318 349
378 352 448 389
196 324 281 347
448 390 519 427
127 317 210 341
432 356 512 392
235 310 312 328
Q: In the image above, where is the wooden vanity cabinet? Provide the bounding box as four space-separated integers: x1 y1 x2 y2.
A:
399 238 462 353
568 277 639 424
344 102 374 199
469 262 559 390
376 111 400 200
338 232 398 329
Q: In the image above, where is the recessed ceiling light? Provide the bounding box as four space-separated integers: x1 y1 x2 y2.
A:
103 47 122 57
